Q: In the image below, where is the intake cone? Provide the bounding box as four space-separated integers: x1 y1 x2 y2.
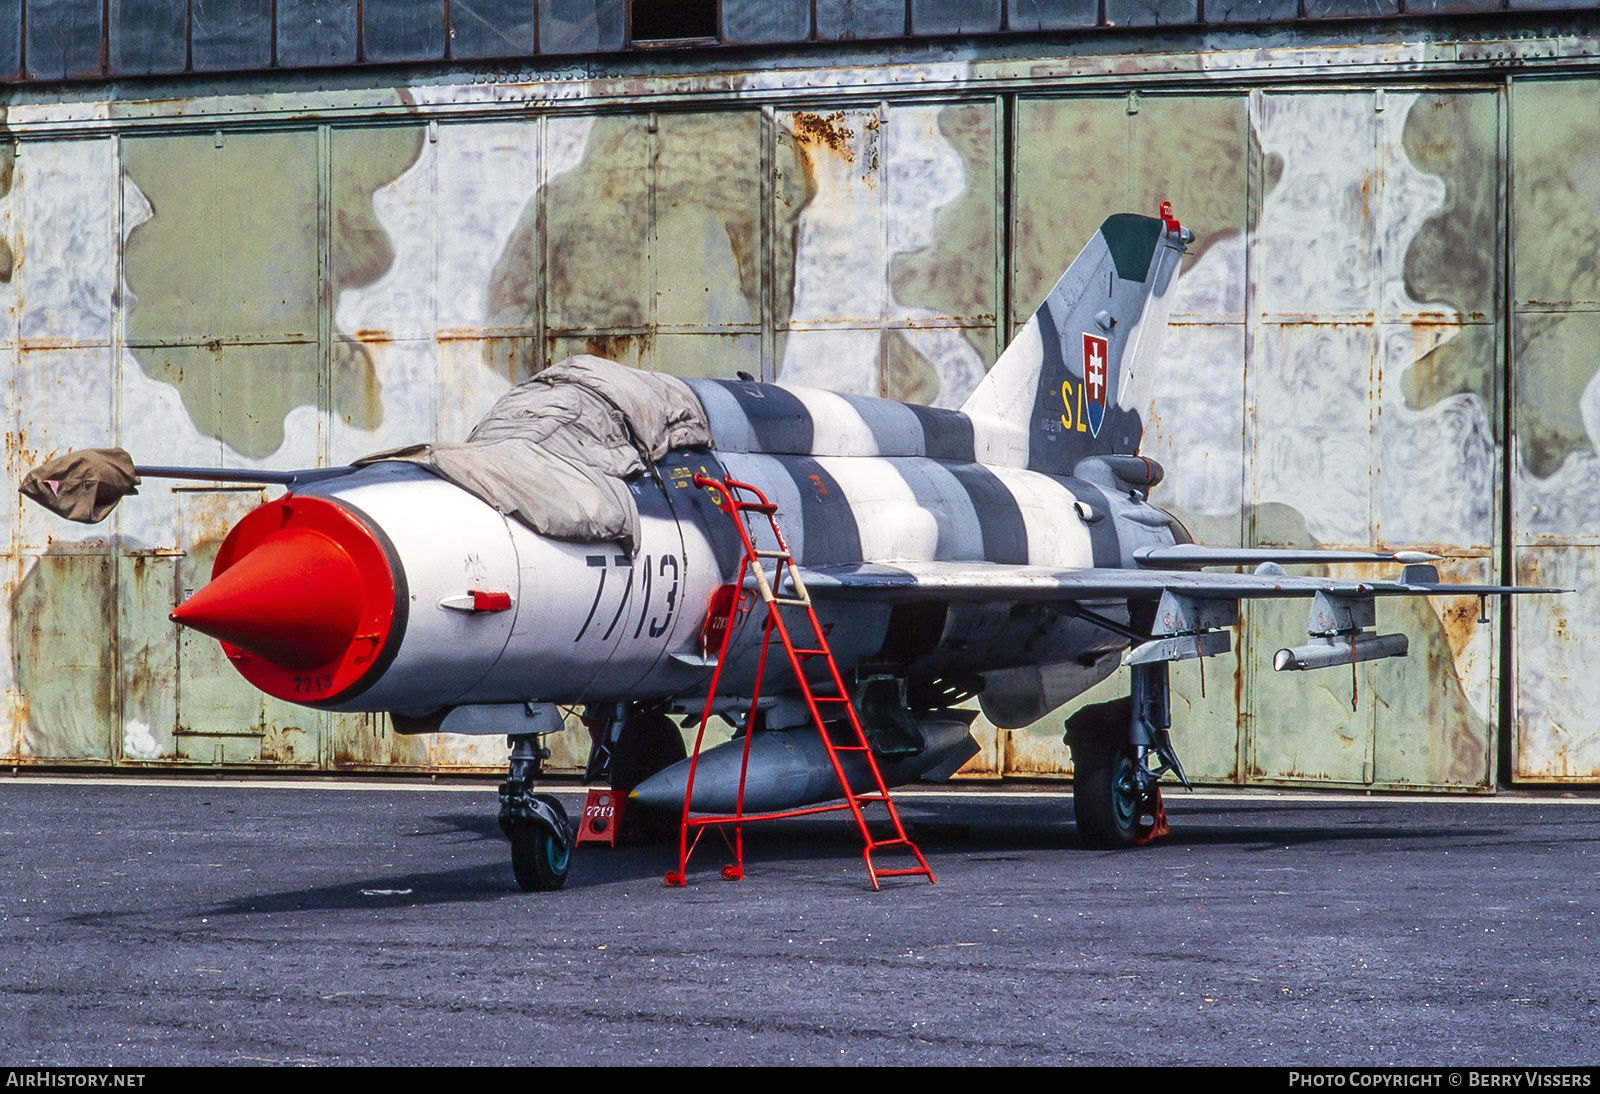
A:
169 528 363 669
169 494 401 706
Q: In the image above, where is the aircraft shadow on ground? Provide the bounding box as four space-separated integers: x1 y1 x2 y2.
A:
194 803 1514 914
208 861 523 915
1158 824 1510 850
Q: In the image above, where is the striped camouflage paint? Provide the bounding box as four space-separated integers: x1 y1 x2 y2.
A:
691 376 1107 573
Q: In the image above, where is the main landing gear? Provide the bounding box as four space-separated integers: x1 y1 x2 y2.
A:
1064 661 1190 850
499 735 573 891
584 702 688 799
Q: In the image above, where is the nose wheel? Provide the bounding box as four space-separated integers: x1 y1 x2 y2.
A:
1073 744 1153 849
507 799 572 892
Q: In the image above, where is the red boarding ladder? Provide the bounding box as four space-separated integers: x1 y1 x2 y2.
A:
663 473 935 892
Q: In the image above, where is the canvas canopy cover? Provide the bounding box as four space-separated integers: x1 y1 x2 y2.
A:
359 355 712 556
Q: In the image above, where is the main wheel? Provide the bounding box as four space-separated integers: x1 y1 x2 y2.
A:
1073 745 1145 850
509 794 572 892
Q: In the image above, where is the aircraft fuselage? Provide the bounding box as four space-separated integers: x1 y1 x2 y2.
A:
283 378 1183 721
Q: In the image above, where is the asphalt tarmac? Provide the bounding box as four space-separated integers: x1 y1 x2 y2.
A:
2 775 1597 1066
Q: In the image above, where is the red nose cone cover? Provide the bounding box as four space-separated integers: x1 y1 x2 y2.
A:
170 495 398 704
171 527 362 668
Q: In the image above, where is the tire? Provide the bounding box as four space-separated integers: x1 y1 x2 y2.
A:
1073 745 1145 850
509 794 571 892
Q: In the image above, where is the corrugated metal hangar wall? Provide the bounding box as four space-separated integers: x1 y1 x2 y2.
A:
2 1 1597 790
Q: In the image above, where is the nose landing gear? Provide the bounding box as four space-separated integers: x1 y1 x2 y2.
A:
499 735 573 891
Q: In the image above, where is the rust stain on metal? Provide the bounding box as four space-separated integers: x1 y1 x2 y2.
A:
1002 723 1071 780
11 553 117 760
258 724 312 764
179 501 263 549
791 111 856 162
1436 598 1481 658
583 332 652 362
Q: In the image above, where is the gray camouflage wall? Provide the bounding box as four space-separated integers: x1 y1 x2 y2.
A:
0 25 1595 788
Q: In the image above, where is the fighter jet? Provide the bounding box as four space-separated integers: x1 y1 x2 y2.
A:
21 205 1554 891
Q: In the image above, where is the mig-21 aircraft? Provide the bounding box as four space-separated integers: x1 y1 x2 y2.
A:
21 204 1554 892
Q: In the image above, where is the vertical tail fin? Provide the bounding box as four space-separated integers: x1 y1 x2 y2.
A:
962 207 1189 475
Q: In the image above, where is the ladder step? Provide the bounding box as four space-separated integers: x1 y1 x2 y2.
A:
808 695 850 703
792 648 827 658
831 745 869 752
753 549 792 559
736 501 779 514
771 596 811 607
875 868 935 878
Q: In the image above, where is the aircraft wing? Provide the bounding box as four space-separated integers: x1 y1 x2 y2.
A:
1130 545 1448 569
795 559 1559 671
794 559 1557 603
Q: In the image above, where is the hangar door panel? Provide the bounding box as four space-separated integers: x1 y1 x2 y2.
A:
542 112 763 383
121 129 321 466
1245 89 1501 791
1511 78 1600 782
774 102 998 409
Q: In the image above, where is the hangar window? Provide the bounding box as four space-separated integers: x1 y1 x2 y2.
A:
631 0 718 43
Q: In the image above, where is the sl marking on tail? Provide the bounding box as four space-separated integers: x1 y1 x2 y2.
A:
1060 379 1090 434
1082 332 1109 438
